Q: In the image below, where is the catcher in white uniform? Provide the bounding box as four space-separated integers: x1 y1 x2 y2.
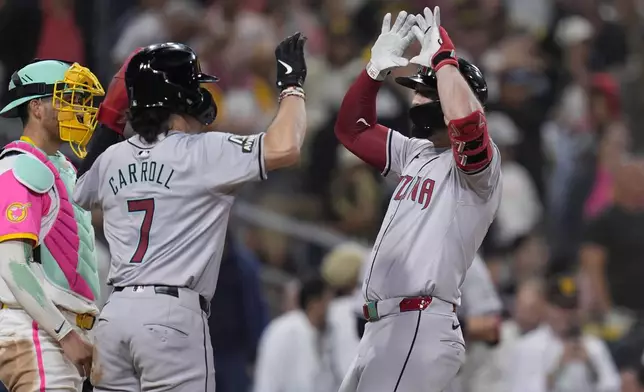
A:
0 60 104 391
335 7 502 392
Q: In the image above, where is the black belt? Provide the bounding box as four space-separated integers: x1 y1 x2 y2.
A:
113 286 209 314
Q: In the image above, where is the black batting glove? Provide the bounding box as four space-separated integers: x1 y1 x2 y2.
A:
275 32 307 90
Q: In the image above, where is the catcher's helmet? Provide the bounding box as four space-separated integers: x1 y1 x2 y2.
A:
0 59 105 158
395 59 487 137
125 43 219 125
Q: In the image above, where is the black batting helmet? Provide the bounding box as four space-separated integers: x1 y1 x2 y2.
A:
125 43 219 125
395 58 487 137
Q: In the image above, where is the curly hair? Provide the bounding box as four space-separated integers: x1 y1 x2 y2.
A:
127 107 172 144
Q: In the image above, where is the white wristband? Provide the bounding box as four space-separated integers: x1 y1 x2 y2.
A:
366 61 388 81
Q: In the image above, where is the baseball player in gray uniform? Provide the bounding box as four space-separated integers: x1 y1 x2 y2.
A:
353 254 503 392
446 254 503 392
335 7 501 392
73 35 308 392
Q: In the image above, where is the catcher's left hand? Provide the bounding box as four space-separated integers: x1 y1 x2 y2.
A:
410 6 458 71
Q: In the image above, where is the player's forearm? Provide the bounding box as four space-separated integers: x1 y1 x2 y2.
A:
435 66 492 173
435 65 483 122
0 240 73 341
263 95 306 171
465 315 501 345
334 70 389 171
336 70 381 136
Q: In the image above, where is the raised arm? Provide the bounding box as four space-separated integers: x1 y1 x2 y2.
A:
436 62 492 174
335 12 421 176
263 33 308 172
411 7 496 176
334 70 390 172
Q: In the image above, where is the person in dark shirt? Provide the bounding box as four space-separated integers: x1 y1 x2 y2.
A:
580 158 644 371
210 232 269 392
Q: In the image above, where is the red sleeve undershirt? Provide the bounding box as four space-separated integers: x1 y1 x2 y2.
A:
334 70 389 173
334 70 492 174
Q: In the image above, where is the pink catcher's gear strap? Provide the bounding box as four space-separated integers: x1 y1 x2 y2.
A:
3 141 94 301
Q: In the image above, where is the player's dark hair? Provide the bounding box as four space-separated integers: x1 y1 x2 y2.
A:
127 107 172 144
298 275 328 310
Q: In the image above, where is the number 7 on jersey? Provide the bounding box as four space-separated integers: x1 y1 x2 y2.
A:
127 198 155 263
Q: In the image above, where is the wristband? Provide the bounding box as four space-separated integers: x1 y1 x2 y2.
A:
278 86 306 103
54 319 74 342
366 61 388 81
432 50 458 72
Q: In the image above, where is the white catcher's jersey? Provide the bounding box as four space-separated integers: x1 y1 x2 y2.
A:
74 131 266 301
362 130 502 305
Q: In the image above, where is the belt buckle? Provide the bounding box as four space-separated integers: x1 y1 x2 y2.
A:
362 301 379 322
399 296 433 313
76 313 96 330
418 296 431 310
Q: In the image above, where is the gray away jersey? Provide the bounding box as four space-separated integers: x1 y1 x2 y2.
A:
362 130 502 306
73 131 266 301
459 254 503 318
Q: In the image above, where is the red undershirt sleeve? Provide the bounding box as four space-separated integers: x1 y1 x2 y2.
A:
335 70 428 177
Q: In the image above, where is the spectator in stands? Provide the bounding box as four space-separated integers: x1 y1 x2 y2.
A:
111 0 167 65
488 64 548 204
580 157 644 373
482 111 544 286
636 352 644 392
253 276 341 392
550 72 625 278
112 0 202 68
545 16 598 274
480 278 548 392
583 73 627 220
320 242 368 375
306 27 363 134
328 146 381 241
505 275 620 392
0 0 90 100
210 232 269 392
200 0 276 85
215 41 278 135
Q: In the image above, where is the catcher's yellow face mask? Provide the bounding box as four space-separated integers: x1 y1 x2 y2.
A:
52 63 105 158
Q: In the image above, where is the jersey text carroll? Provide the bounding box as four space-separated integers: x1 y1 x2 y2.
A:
109 161 175 195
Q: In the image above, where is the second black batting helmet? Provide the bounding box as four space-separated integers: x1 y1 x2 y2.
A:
395 58 487 138
125 43 219 125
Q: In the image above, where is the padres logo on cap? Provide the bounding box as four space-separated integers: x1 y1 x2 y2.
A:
6 202 31 223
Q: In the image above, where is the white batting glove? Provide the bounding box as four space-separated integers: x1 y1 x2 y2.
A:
366 11 416 81
410 6 458 71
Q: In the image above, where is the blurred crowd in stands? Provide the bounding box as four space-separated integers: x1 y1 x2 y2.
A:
1 0 644 391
